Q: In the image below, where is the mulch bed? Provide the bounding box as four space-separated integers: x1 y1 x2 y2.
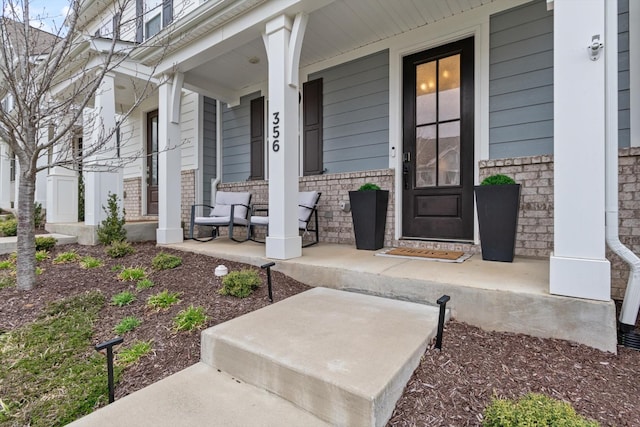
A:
1 242 639 426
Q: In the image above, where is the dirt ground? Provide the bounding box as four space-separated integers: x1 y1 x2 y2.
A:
1 242 638 426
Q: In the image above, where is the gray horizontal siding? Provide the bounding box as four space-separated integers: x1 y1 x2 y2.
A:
619 0 630 147
202 96 216 205
221 92 261 183
489 0 554 159
309 49 389 174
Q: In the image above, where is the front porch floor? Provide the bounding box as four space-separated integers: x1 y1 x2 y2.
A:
166 240 617 352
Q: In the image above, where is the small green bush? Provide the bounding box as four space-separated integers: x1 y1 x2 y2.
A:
97 193 127 245
114 317 141 335
0 272 15 289
219 269 261 298
152 252 183 270
482 393 599 427
53 251 80 264
147 290 181 310
106 241 135 258
35 236 57 251
0 258 15 270
358 183 381 191
0 218 17 237
80 256 103 269
136 278 155 291
111 291 136 307
118 267 146 281
117 340 152 366
33 202 45 229
111 264 124 272
174 306 207 331
35 250 49 262
480 174 516 186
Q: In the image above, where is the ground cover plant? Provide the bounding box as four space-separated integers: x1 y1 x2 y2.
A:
114 317 142 335
0 242 638 426
147 290 181 310
111 291 136 307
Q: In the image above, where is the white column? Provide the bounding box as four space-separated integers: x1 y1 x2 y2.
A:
84 73 121 226
156 75 183 244
549 0 610 301
0 144 12 210
264 14 306 259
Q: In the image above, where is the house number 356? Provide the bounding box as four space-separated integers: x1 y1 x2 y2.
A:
272 112 280 152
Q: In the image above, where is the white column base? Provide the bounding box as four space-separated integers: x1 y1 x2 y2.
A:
549 254 611 301
156 228 183 244
266 236 302 260
46 168 78 223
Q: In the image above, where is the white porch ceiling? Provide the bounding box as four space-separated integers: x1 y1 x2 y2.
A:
186 0 495 97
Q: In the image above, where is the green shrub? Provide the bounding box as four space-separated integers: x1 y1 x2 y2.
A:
480 174 516 186
117 340 152 366
35 250 49 262
147 290 181 310
111 291 136 307
219 269 261 298
174 306 207 331
152 252 182 270
80 256 103 269
0 272 15 289
358 183 381 191
33 202 45 229
0 218 17 237
35 236 57 251
136 278 155 291
114 317 141 335
0 258 16 270
117 267 146 281
96 193 127 245
106 241 135 258
482 393 599 427
53 251 80 264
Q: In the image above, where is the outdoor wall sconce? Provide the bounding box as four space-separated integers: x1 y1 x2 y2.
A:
588 34 603 61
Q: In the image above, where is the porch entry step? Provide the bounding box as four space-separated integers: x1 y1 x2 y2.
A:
201 287 444 427
67 362 330 427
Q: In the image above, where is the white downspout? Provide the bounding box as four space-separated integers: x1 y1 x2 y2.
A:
211 100 222 203
605 0 640 328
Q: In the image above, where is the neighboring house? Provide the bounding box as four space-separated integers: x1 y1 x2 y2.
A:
0 19 58 212
49 1 639 315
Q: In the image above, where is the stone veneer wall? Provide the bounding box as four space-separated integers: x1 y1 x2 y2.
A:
181 170 195 234
123 178 142 220
478 155 555 258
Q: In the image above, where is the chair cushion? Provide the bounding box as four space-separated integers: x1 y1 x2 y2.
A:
250 216 269 226
196 216 248 226
211 191 251 221
298 191 319 224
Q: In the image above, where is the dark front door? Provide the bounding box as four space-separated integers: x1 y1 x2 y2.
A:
146 110 159 215
402 37 474 240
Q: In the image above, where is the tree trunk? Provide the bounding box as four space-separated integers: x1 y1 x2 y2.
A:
16 169 36 291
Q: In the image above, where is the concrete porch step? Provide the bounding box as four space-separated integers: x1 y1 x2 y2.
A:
201 287 445 427
67 362 331 427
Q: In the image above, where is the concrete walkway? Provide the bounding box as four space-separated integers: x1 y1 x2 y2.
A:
69 288 443 427
0 233 77 255
166 239 617 352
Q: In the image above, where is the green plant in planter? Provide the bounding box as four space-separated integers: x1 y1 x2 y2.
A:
358 183 381 191
481 174 516 186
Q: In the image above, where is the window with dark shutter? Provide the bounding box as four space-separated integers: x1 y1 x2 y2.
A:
162 0 173 27
135 0 143 43
303 78 323 176
249 96 265 180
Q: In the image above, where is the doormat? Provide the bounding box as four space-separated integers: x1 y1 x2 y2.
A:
376 248 471 263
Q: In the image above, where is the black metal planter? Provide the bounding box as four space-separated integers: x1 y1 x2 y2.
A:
349 190 389 250
474 184 521 262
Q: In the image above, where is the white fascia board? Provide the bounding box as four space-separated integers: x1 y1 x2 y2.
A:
183 74 241 106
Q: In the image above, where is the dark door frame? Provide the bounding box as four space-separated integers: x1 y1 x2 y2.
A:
146 109 159 216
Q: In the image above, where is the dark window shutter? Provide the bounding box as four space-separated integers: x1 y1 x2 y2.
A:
162 0 173 27
303 78 323 176
135 0 143 42
249 97 265 180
